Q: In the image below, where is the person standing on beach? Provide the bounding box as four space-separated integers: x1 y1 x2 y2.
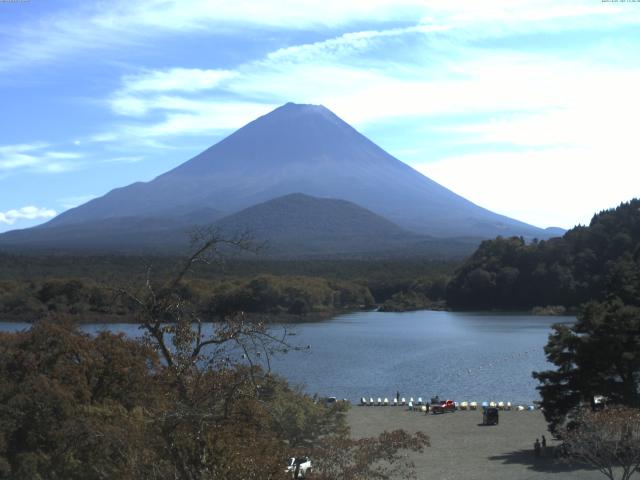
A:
534 439 541 458
541 435 547 449
396 391 400 403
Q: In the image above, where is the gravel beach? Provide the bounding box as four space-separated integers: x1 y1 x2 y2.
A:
347 406 605 480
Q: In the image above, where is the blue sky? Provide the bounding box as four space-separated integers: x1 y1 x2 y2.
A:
1 0 639 233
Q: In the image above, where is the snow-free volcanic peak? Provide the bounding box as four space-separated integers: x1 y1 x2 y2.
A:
3 102 555 252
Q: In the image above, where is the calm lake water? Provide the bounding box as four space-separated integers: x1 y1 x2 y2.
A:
0 310 572 405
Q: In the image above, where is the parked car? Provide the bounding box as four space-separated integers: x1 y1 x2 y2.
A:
483 407 499 425
285 456 312 478
429 396 456 414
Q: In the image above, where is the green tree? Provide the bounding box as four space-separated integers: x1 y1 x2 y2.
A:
447 199 640 311
533 301 640 432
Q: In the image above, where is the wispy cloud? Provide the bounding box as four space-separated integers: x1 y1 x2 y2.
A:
0 206 57 225
127 101 277 137
7 0 635 147
98 24 449 138
110 68 237 116
99 15 640 134
122 68 236 93
0 143 83 173
4 0 639 231
0 0 416 73
2 0 638 73
0 143 47 170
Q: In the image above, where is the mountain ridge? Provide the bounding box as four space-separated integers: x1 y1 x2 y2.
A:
43 102 550 238
0 102 560 255
0 193 480 258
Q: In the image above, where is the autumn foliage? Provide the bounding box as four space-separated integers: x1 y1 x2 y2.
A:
560 406 640 480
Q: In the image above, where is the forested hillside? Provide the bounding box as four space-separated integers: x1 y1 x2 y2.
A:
0 255 456 321
447 199 640 310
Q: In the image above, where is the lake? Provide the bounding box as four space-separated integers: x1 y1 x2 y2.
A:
0 310 571 405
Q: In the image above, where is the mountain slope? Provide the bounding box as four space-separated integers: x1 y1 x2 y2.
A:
216 193 417 256
43 102 550 239
0 209 223 254
0 193 479 257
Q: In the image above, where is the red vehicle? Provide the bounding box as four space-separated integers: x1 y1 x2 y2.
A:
429 397 455 414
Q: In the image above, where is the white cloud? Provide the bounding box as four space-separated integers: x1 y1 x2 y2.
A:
110 68 237 116
0 1 418 72
2 0 639 73
73 0 640 33
92 0 446 32
192 27 638 132
122 68 236 93
110 94 236 117
123 102 277 137
0 206 57 225
0 143 83 173
4 0 636 230
265 23 449 63
101 24 448 136
0 143 48 170
94 15 640 186
418 146 640 230
410 64 640 229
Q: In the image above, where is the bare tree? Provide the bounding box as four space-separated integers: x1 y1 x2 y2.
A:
560 406 640 480
114 228 293 479
116 227 284 381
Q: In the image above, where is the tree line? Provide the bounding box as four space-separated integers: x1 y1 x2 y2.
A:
446 199 640 311
0 275 376 322
0 257 456 321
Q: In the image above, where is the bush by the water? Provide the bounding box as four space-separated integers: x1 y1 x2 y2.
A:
379 290 446 312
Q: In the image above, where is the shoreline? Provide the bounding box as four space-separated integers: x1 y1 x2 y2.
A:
0 309 361 325
0 305 579 324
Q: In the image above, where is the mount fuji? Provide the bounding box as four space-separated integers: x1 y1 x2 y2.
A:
0 103 557 256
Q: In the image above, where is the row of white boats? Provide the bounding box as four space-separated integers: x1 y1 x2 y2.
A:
360 397 537 411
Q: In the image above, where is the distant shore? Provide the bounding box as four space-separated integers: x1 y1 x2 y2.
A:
347 407 604 480
0 305 576 325
0 309 361 325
